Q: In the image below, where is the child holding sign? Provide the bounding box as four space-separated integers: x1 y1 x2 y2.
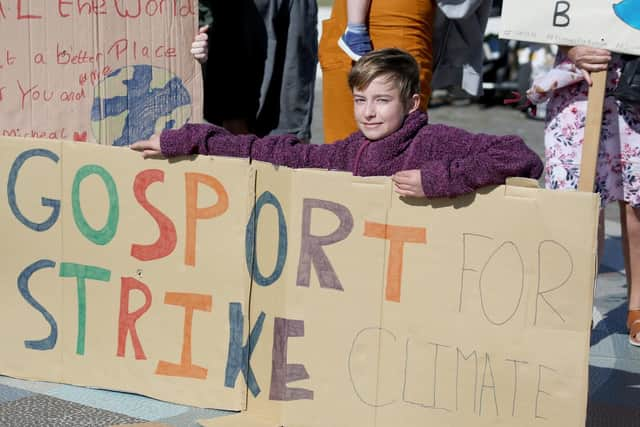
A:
131 48 542 198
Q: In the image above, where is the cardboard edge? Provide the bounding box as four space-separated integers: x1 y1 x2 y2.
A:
197 413 281 427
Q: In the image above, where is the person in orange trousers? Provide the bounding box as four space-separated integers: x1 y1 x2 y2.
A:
319 0 435 143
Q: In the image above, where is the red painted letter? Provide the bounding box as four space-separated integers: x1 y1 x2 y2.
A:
18 0 42 19
57 0 72 17
131 169 177 261
364 222 426 302
117 277 152 360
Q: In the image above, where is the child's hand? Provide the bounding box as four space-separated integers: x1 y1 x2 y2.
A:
566 45 611 85
392 170 425 197
130 134 164 159
191 25 209 64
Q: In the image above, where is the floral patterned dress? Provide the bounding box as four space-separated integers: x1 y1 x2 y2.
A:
528 52 640 208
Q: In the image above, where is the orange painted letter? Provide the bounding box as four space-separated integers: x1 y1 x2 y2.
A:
364 222 426 302
155 292 212 379
184 173 228 266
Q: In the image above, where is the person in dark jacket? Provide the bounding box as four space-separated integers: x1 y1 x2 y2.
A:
131 48 542 198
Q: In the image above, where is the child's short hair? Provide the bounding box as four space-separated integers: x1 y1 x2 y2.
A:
348 48 420 104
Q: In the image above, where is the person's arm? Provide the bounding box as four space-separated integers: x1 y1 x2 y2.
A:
156 123 253 158
131 123 355 171
414 125 543 198
130 123 261 159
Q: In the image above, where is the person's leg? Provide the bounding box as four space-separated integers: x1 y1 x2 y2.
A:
621 202 640 344
346 0 369 24
276 0 317 140
338 0 372 60
319 0 357 143
251 0 317 140
612 71 640 344
622 202 640 307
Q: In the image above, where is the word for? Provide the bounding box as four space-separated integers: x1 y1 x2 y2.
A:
348 329 559 420
458 233 574 327
0 0 195 21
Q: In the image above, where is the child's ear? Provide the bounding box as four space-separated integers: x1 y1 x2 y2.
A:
407 94 421 113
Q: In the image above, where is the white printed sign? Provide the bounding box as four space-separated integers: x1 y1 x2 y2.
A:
500 0 640 55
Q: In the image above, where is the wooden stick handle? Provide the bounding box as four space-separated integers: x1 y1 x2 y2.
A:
578 70 607 192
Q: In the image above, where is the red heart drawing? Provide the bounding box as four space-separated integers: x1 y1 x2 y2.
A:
73 131 88 142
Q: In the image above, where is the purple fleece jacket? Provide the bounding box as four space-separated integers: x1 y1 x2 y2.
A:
159 111 543 198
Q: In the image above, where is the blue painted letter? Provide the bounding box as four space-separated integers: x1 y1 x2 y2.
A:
245 191 287 286
8 149 60 231
225 302 265 397
18 260 58 350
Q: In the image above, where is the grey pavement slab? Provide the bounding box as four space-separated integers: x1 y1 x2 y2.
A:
0 394 143 426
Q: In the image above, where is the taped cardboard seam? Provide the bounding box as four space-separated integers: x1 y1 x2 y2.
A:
505 177 540 188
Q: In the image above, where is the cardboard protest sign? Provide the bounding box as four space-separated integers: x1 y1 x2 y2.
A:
0 137 599 427
500 0 640 55
0 137 252 408
202 167 599 427
0 1 201 145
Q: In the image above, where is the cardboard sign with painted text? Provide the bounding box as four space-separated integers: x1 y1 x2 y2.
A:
0 1 202 145
500 0 640 55
203 164 599 427
0 137 251 409
0 138 599 426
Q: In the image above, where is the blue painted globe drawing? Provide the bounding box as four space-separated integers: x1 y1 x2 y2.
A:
91 65 191 146
614 0 640 30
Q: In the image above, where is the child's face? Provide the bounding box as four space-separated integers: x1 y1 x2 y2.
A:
352 76 419 140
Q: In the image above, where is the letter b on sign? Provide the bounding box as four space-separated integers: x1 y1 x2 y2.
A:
553 1 570 27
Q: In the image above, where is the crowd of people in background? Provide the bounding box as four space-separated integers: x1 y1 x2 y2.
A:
160 0 640 346
195 0 494 143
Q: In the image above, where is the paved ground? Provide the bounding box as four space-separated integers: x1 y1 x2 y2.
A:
1 7 638 426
